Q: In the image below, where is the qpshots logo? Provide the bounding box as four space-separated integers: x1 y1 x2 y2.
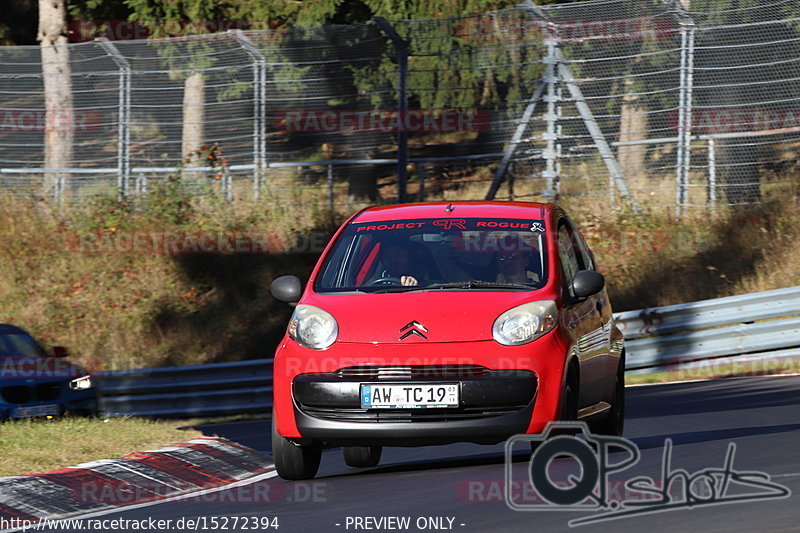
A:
505 422 790 527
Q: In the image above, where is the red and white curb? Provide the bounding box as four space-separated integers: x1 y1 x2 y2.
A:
0 437 276 526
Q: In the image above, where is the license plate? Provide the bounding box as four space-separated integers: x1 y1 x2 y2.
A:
11 404 61 418
360 383 459 409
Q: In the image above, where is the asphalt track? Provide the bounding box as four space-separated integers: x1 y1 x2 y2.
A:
45 376 800 532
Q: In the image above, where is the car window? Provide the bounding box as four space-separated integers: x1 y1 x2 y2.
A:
316 218 547 292
558 223 581 297
0 331 49 358
566 216 595 271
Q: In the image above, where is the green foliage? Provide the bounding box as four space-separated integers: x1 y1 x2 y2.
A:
66 0 132 22
140 174 196 227
0 24 11 46
72 196 135 234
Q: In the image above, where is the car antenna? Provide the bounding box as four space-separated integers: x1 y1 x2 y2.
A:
445 203 455 212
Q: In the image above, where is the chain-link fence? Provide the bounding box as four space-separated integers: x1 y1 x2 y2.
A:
1 0 799 212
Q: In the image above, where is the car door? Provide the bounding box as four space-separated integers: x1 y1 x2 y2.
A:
569 218 618 396
557 218 605 409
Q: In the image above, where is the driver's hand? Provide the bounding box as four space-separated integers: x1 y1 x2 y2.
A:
401 276 418 286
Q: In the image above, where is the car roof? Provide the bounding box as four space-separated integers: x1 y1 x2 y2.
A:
352 201 551 223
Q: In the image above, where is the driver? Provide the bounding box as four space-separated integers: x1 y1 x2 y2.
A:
377 241 423 287
491 233 541 284
495 251 540 284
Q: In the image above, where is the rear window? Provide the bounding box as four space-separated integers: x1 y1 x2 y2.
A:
315 218 547 293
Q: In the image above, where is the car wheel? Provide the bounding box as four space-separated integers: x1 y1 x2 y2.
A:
533 381 579 455
596 372 625 436
271 418 322 480
342 446 382 468
561 383 578 422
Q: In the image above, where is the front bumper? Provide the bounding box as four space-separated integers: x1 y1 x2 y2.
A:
292 370 537 446
273 331 571 441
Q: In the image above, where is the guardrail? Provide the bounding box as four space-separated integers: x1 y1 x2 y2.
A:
96 359 273 418
95 286 800 417
614 286 800 371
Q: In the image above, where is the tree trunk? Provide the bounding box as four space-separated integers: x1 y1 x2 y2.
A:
182 71 206 181
617 76 648 191
37 0 73 197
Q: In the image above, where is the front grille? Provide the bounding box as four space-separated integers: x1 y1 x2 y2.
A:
1 382 63 404
333 365 490 380
300 405 528 423
36 383 62 402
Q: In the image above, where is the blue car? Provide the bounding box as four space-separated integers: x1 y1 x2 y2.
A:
0 324 98 419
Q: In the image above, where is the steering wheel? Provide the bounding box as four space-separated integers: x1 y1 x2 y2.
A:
366 276 403 287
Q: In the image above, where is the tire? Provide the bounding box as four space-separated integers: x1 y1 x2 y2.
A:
342 446 382 468
533 381 579 454
595 372 625 436
561 383 578 422
271 418 322 480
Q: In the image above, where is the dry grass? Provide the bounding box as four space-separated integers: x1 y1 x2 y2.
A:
1 170 799 372
0 418 203 478
0 192 332 371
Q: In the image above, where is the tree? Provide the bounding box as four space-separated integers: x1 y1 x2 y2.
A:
124 0 236 177
38 0 73 195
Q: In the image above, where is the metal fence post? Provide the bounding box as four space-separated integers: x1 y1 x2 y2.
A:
230 30 267 201
96 38 131 201
670 1 696 215
517 0 633 207
707 137 716 205
327 164 334 211
373 17 409 204
543 38 559 202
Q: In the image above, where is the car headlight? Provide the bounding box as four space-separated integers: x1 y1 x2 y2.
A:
492 301 558 346
288 304 338 349
69 375 93 390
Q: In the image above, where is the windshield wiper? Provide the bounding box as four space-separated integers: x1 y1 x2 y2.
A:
372 280 535 293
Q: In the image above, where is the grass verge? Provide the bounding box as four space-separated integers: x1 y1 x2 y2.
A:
1 185 799 372
0 417 203 478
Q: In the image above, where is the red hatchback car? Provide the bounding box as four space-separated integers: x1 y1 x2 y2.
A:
270 201 625 479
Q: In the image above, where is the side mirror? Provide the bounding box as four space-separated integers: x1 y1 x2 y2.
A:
572 270 605 299
51 346 69 358
270 275 302 304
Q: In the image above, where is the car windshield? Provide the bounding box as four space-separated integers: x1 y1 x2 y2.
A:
0 330 49 358
316 217 547 293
